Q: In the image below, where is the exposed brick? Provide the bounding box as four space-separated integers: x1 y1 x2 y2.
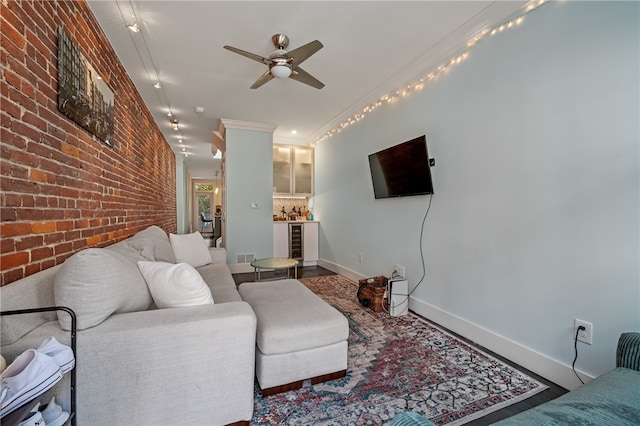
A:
29 168 48 182
43 232 64 245
60 142 80 158
1 238 15 254
31 221 56 234
1 251 30 271
1 0 177 285
34 196 48 208
86 235 105 246
41 259 56 269
3 68 22 91
15 235 44 251
25 262 42 276
2 16 26 51
30 246 53 262
1 222 32 237
56 220 74 231
21 195 35 207
2 268 25 285
54 242 73 255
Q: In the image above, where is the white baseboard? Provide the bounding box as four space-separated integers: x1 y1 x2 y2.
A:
229 263 255 274
409 297 594 391
318 258 592 391
317 259 367 283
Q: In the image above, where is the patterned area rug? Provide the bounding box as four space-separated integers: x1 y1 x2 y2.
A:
252 275 547 425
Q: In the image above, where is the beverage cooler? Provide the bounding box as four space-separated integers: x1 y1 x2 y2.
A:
289 223 304 260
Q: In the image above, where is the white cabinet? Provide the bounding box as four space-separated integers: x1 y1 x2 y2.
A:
273 145 313 195
273 223 288 258
303 222 318 265
293 147 313 194
272 222 318 266
273 146 292 194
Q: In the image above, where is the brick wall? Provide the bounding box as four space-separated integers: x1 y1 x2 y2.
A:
1 0 177 285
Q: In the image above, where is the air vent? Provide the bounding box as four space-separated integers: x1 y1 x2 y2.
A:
236 253 256 264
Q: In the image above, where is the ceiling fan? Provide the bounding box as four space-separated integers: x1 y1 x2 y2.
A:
224 34 324 89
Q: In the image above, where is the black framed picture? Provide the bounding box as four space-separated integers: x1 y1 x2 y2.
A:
57 28 114 146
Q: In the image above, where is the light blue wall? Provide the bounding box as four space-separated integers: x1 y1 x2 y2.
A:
315 1 639 388
175 156 189 234
225 128 274 264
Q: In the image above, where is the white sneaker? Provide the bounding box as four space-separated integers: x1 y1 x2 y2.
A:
18 409 45 426
41 396 70 426
0 349 62 418
37 337 75 374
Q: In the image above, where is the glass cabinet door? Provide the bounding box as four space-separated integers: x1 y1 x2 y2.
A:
273 146 291 193
293 147 313 194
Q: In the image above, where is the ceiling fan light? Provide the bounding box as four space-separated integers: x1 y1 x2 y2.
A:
271 64 292 79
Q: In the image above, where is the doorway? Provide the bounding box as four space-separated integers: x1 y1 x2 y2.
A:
193 180 221 235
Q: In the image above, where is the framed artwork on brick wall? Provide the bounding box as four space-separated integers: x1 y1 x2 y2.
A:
57 28 115 146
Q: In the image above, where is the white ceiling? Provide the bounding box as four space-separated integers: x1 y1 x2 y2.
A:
87 1 528 179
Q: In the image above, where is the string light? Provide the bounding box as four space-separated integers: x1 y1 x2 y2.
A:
312 0 547 146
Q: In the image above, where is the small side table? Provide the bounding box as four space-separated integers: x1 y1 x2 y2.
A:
250 258 299 281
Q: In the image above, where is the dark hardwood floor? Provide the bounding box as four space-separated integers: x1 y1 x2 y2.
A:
232 266 568 423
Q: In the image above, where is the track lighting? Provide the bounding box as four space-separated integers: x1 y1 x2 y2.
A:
127 22 140 33
170 119 180 131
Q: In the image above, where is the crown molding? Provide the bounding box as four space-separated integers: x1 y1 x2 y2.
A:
308 1 528 144
220 118 278 134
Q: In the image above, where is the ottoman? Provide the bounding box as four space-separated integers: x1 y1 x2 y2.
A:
238 279 349 396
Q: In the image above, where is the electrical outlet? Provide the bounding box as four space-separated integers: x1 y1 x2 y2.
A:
358 253 363 263
393 264 405 278
574 319 593 345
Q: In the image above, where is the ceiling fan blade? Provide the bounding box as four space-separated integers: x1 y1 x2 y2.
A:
250 69 274 89
290 66 324 89
223 45 270 65
287 40 323 66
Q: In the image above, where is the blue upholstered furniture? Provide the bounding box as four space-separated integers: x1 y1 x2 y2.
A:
391 332 640 426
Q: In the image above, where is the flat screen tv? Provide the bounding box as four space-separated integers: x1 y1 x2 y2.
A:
368 135 434 199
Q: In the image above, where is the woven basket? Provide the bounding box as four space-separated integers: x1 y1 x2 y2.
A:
357 276 388 312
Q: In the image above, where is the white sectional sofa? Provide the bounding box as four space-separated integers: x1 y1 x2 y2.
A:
0 226 257 426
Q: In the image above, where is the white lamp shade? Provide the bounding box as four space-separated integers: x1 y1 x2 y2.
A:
271 65 292 79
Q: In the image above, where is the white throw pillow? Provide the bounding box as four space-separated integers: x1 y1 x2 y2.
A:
137 261 214 309
169 232 212 268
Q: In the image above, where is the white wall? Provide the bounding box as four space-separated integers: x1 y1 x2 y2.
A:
225 126 274 269
315 1 639 390
175 156 189 234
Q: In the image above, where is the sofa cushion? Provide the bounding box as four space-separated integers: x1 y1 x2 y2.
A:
238 279 349 355
0 266 60 346
131 225 176 263
137 261 214 308
492 367 640 425
106 237 156 263
54 248 153 330
170 232 212 268
197 262 243 303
